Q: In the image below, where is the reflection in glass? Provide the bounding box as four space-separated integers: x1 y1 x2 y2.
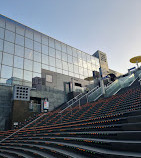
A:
42 64 49 70
0 17 5 28
67 46 72 55
16 25 25 36
34 32 41 43
0 39 3 51
25 29 33 39
24 70 32 81
5 30 15 43
14 56 24 69
0 52 2 63
1 65 12 79
25 38 33 49
63 70 68 75
33 62 41 73
4 41 14 54
34 51 41 63
55 40 61 51
68 63 73 72
62 61 68 71
24 59 33 71
34 41 41 52
56 68 62 74
49 66 56 72
42 54 49 65
62 43 66 53
25 48 33 60
56 50 61 59
6 21 15 32
33 72 41 78
68 55 73 63
42 35 48 45
15 34 24 46
0 28 4 39
15 45 24 57
62 52 67 62
13 68 23 79
49 37 55 48
74 65 79 74
2 53 13 66
49 56 55 67
49 47 55 57
42 45 48 55
56 59 62 69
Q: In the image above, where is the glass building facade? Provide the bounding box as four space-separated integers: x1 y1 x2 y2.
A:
0 14 100 86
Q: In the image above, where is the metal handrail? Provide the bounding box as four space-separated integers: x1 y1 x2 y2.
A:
59 86 99 114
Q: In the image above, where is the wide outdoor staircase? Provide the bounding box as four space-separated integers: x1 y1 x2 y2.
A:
0 78 141 157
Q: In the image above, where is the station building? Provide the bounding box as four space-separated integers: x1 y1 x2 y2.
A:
0 14 121 130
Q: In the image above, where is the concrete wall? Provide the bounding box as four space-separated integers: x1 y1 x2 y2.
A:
0 85 13 131
30 87 66 111
42 69 91 91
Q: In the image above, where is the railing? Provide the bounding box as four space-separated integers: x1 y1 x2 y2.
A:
59 86 99 114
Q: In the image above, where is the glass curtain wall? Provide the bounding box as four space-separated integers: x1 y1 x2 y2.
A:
0 15 100 86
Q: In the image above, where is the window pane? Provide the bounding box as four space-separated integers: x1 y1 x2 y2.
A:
25 29 33 39
15 45 24 57
77 50 82 59
78 59 83 67
25 48 33 60
0 28 4 39
73 57 78 65
56 68 62 74
0 52 2 63
24 59 33 71
49 37 55 48
63 70 68 75
62 61 68 71
33 62 41 73
68 63 73 72
74 65 79 74
1 65 12 79
83 61 87 68
42 44 48 55
34 51 41 62
15 34 24 46
13 68 23 79
16 25 25 36
0 17 5 28
24 70 32 81
5 30 15 43
34 32 41 43
68 55 73 63
55 40 61 51
2 53 13 66
0 39 3 51
49 66 56 72
34 41 41 52
62 43 66 53
56 50 61 59
25 38 33 49
14 56 24 69
72 48 77 57
4 41 14 54
84 68 88 77
49 47 55 57
6 21 15 32
49 56 55 67
42 35 48 45
42 54 49 65
42 64 49 70
56 59 62 69
79 67 84 75
33 72 41 78
69 72 74 77
62 52 67 62
67 46 72 55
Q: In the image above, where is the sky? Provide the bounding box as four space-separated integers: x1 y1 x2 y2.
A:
0 0 141 74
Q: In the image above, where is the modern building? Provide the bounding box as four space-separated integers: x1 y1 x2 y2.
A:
0 14 121 130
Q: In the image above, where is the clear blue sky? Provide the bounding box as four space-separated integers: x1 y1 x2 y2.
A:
0 0 141 74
